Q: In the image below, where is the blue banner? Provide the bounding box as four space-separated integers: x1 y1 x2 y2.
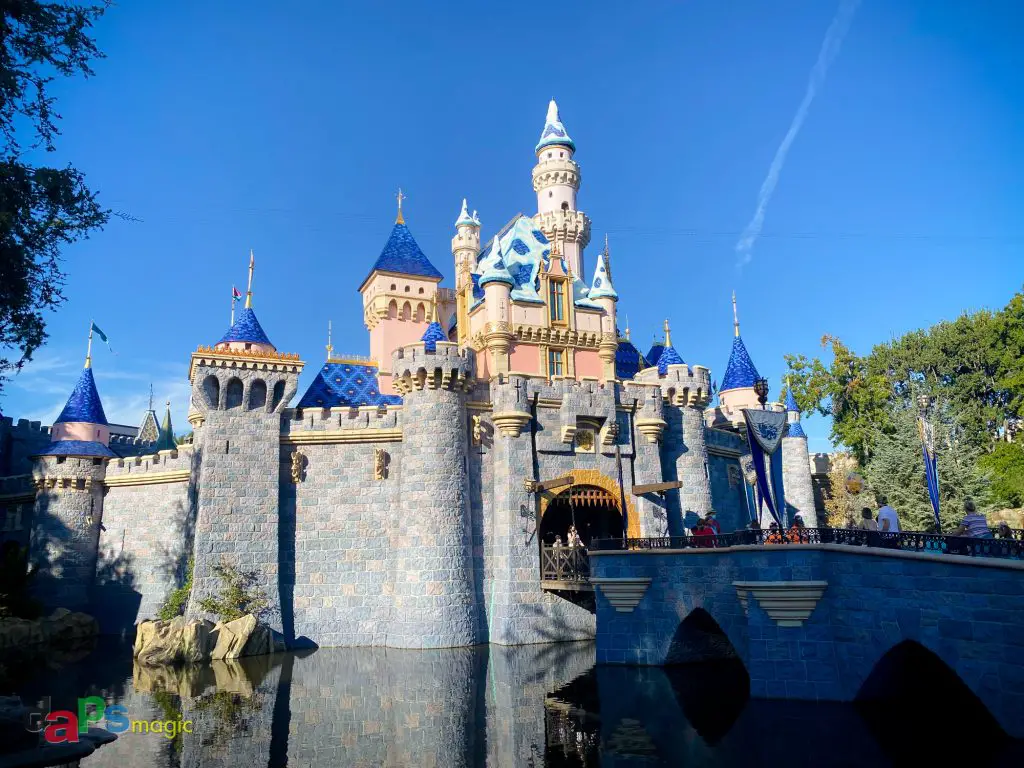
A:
923 444 941 528
745 418 783 526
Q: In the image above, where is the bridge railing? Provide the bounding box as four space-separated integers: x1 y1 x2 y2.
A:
541 545 590 582
590 528 1024 560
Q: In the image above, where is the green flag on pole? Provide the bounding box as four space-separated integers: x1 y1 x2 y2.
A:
90 322 114 353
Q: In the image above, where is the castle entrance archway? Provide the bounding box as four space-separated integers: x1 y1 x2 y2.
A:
540 485 623 548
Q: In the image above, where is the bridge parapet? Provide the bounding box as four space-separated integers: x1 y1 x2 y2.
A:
589 541 1024 739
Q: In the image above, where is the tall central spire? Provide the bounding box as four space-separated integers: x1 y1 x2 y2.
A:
396 187 406 225
732 290 740 337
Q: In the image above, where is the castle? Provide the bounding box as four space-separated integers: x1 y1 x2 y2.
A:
0 100 816 649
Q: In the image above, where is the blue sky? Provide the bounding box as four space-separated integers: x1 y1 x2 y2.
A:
3 0 1022 454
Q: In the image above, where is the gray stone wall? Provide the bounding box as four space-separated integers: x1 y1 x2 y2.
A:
661 405 712 531
187 362 295 633
0 417 51 476
783 435 817 527
96 449 196 633
30 455 108 610
389 344 478 648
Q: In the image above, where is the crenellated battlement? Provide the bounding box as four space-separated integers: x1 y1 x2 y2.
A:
104 444 194 479
282 405 402 435
0 474 34 498
635 363 712 407
391 342 474 394
1 417 50 437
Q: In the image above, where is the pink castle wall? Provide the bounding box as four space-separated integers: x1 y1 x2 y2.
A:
52 422 111 445
509 343 540 376
574 349 603 379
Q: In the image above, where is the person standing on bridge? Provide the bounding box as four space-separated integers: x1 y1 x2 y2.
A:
877 496 901 533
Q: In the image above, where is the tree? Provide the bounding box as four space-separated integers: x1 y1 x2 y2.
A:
863 404 991 532
979 441 1024 510
822 452 874 527
197 558 270 623
1 2 110 393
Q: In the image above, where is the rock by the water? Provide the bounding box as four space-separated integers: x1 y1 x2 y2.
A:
0 610 97 657
134 614 278 666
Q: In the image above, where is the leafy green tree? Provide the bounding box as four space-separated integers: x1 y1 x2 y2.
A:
197 558 270 623
1 2 110 392
863 404 991 532
979 442 1024 509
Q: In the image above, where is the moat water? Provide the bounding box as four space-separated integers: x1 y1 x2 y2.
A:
8 641 1022 767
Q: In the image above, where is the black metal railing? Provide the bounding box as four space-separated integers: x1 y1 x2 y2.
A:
542 545 591 582
590 527 1024 561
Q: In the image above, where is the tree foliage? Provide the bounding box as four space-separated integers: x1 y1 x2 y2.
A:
979 442 1024 509
0 2 110 392
157 555 193 622
197 558 270 623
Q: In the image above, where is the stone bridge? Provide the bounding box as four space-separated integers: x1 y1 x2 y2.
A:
589 542 1024 738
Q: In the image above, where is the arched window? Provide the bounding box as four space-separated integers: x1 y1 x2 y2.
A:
225 377 244 409
203 375 220 408
415 303 425 322
418 287 424 294
271 380 286 410
390 283 396 291
249 379 267 410
404 286 410 293
388 299 398 319
561 201 569 211
401 301 412 321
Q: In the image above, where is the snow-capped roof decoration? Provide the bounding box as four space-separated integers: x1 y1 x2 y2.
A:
35 440 115 458
455 198 477 228
721 336 761 391
297 361 402 409
218 307 274 348
615 339 648 380
479 255 515 288
55 367 108 426
536 99 575 153
360 220 444 289
588 251 617 301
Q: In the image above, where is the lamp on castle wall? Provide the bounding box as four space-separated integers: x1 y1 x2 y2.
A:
754 378 769 409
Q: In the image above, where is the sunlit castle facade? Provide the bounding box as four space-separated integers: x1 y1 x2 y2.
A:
0 100 816 650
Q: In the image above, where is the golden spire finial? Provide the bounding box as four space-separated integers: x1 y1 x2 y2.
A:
624 313 631 341
664 318 672 348
396 187 406 225
245 250 255 309
732 290 740 337
431 295 439 323
326 320 334 360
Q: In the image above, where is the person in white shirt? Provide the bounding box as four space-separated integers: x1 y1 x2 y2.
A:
876 496 901 533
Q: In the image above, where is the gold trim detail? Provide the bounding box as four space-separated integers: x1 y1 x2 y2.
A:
105 470 191 488
281 428 403 446
538 468 641 539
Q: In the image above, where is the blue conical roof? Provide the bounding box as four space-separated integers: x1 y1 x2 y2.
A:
615 339 648 380
55 367 107 426
361 222 443 288
646 342 665 368
720 336 760 391
657 345 685 375
421 321 447 352
787 420 807 438
217 307 274 347
785 387 799 412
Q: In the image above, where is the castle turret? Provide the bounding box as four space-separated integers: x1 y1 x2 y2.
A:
154 400 176 452
532 99 590 277
479 233 515 377
186 255 304 635
588 250 618 382
452 198 480 291
389 342 477 647
635 321 713 529
710 292 764 429
30 344 115 610
782 384 817 526
360 193 445 394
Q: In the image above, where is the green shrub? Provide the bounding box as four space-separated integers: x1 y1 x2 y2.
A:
196 558 269 622
157 556 194 622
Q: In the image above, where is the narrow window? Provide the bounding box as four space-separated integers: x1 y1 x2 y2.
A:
225 440 230 455
548 349 564 378
549 279 565 324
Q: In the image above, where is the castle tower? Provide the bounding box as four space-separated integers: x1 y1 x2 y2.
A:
532 100 591 277
452 199 481 347
154 400 176 452
30 342 115 610
389 342 477 648
479 235 515 377
635 321 713 530
711 292 765 428
782 384 817 526
360 194 445 394
186 254 304 635
588 250 619 382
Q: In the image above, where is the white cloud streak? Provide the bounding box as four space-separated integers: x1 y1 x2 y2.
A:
735 0 861 268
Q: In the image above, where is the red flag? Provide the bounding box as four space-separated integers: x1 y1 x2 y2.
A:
232 286 242 301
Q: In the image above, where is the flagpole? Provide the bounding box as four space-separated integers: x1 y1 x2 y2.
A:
85 321 94 369
231 287 236 326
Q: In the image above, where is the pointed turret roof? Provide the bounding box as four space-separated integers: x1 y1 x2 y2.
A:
479 241 515 287
784 384 807 437
154 401 177 452
656 320 685 375
55 367 108 426
588 251 617 301
455 199 477 228
218 307 274 347
360 220 443 290
536 99 575 153
297 360 402 409
646 341 665 368
720 293 761 391
785 387 799 412
420 300 448 352
615 339 648 380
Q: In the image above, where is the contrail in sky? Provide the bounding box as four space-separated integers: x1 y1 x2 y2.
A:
735 0 861 268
